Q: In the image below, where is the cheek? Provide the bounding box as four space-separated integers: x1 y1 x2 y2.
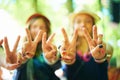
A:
74 24 81 31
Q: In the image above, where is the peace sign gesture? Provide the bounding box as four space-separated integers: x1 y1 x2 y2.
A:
3 36 20 64
21 28 43 60
83 25 106 63
42 32 58 64
59 28 77 65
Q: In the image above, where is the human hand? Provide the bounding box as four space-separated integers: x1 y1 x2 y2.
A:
83 25 106 63
21 28 43 60
3 36 20 64
42 32 58 64
59 28 77 65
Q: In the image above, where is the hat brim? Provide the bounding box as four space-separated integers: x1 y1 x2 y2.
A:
69 10 100 23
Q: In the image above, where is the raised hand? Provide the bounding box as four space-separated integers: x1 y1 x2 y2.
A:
83 25 106 63
42 32 58 64
59 28 77 65
21 28 43 60
3 36 20 64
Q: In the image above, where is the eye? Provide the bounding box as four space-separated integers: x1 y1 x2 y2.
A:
85 19 92 23
76 20 81 24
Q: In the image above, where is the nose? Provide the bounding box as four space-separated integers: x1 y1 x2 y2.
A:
80 22 85 28
35 27 40 32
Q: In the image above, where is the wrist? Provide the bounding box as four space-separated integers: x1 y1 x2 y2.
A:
61 51 76 65
62 57 76 65
94 53 107 63
43 52 59 65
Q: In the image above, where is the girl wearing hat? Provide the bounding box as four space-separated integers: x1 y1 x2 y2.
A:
59 9 113 80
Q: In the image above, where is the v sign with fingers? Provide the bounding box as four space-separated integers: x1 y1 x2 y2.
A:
83 25 106 63
42 32 58 64
0 38 20 70
3 36 20 64
59 28 78 65
20 28 43 62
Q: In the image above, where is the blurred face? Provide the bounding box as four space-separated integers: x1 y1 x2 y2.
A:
30 18 47 40
73 14 94 37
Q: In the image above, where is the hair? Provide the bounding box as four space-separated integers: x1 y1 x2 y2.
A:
23 13 51 57
26 13 51 35
22 13 52 80
72 13 95 27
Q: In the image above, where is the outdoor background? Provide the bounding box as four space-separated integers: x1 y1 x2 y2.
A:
0 0 120 80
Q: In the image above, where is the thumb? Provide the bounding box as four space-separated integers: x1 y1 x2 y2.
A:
91 44 103 57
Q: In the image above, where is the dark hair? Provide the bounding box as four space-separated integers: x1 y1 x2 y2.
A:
26 13 51 35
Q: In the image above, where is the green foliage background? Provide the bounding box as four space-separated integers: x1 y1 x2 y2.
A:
0 0 120 67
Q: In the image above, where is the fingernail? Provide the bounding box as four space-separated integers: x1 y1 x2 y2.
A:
58 45 61 49
99 44 103 48
23 54 25 56
18 61 20 63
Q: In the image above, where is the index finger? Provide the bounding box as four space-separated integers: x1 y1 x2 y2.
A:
71 29 78 43
25 28 32 43
82 28 93 46
42 32 47 48
47 33 55 44
3 37 10 54
12 35 20 52
61 28 69 43
93 25 98 41
34 30 43 43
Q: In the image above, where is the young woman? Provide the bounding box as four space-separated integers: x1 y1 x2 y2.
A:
12 13 60 80
59 9 113 80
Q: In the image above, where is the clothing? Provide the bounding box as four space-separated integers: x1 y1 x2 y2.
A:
13 54 60 80
63 54 108 80
33 54 60 80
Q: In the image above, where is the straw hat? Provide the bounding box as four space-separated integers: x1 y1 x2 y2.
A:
69 8 101 24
